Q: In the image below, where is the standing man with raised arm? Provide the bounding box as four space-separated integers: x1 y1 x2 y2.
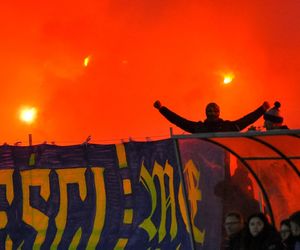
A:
154 100 270 133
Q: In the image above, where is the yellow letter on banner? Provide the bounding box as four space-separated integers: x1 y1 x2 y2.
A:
183 160 205 244
51 167 106 249
139 161 177 242
178 183 190 234
0 170 16 250
21 169 51 249
86 167 106 248
51 168 87 249
139 162 157 241
0 169 14 229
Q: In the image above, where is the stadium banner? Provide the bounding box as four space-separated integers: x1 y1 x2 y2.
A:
0 139 225 249
177 138 226 250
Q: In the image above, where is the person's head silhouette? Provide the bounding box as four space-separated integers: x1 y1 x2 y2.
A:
205 103 220 121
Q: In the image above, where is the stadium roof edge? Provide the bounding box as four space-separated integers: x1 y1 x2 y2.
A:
171 129 300 139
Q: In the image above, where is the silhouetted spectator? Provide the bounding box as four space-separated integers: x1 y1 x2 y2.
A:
264 101 289 130
280 219 295 250
214 161 260 220
154 100 270 133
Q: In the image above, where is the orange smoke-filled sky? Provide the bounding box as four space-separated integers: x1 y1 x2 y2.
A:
1 1 300 145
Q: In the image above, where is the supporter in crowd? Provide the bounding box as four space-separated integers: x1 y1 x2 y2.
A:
240 212 283 250
289 211 300 250
280 219 295 250
153 100 270 133
223 212 244 250
263 101 289 130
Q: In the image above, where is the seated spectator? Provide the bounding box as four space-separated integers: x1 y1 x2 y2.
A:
289 211 300 250
241 212 283 250
280 219 295 250
223 212 244 250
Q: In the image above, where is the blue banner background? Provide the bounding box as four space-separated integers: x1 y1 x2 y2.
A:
0 140 193 249
178 138 225 250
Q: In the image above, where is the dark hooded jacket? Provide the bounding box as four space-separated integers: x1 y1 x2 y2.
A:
282 235 296 250
223 231 243 250
158 105 266 133
289 211 300 250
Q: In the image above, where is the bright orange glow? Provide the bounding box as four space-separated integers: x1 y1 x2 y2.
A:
84 56 90 67
223 74 234 84
20 107 37 124
0 1 299 144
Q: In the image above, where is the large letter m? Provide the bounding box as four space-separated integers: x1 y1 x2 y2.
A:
139 161 177 243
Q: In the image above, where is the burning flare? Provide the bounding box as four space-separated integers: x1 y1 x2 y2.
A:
20 107 37 124
223 73 234 84
84 56 90 67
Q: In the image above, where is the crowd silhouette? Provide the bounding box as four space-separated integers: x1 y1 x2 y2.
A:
222 211 300 250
